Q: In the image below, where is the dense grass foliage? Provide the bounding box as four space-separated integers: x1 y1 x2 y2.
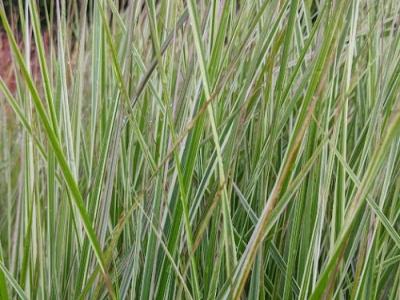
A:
1 0 400 299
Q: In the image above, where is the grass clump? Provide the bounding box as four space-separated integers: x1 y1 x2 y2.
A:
1 0 400 299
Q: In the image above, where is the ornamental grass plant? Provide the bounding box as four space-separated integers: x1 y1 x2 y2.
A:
1 0 400 299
